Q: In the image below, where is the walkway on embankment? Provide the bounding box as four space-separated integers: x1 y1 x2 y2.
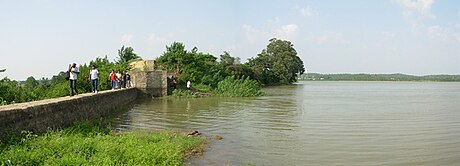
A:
0 88 138 138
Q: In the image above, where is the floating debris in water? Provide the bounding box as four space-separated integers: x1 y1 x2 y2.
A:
214 135 223 140
187 130 201 137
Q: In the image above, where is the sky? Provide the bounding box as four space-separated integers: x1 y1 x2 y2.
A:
1 0 460 80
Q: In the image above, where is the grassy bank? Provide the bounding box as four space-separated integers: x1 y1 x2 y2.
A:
0 120 205 165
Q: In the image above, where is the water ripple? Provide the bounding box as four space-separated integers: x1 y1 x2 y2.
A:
113 82 460 166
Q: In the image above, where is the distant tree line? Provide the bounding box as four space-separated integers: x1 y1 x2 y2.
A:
299 73 460 82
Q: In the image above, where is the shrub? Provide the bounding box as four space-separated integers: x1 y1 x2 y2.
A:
216 76 264 97
193 83 214 93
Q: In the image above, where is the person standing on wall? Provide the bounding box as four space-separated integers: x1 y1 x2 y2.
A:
116 71 122 89
110 70 117 90
89 65 99 93
68 63 80 96
126 73 132 88
122 72 127 88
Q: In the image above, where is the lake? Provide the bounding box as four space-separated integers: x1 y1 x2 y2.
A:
113 81 460 165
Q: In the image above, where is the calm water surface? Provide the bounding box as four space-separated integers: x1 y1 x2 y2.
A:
113 81 460 165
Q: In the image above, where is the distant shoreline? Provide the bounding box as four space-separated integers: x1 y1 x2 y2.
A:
298 73 460 82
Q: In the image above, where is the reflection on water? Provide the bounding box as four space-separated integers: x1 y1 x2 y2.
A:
113 82 460 165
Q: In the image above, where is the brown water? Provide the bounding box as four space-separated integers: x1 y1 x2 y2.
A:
113 81 460 165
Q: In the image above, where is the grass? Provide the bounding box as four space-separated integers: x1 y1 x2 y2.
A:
217 76 265 97
0 120 205 166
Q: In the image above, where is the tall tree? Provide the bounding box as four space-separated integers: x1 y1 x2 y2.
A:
24 76 39 89
156 42 191 73
156 42 222 85
219 51 240 66
117 46 141 63
116 46 141 72
248 38 305 85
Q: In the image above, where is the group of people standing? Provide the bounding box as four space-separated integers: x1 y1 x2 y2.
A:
109 70 131 90
168 76 192 91
67 63 131 96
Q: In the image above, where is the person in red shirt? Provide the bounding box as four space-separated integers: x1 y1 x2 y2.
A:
110 69 117 90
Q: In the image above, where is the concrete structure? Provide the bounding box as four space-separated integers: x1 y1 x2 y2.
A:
129 60 169 97
130 70 168 97
0 88 138 138
0 60 169 139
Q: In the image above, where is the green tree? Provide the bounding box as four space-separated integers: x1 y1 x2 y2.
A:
23 76 41 100
0 77 26 104
156 42 191 74
117 46 141 63
248 38 305 85
216 51 254 82
219 51 240 66
156 42 220 86
117 46 141 72
24 76 39 89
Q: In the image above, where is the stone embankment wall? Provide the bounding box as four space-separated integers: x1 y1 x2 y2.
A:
0 60 168 139
131 71 168 97
0 88 138 138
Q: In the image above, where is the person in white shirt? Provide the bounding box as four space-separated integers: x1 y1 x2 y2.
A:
116 71 122 89
89 65 99 93
187 80 192 90
68 63 80 96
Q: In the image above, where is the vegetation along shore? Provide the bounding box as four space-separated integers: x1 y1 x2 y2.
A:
299 73 460 82
1 38 305 105
0 38 305 164
0 119 205 165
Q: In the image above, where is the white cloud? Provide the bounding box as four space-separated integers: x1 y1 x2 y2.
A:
242 24 299 43
276 24 298 40
242 24 267 44
394 0 437 35
147 33 162 44
395 0 434 14
279 24 298 35
121 34 133 45
427 25 448 40
316 32 349 45
299 6 313 17
394 0 435 19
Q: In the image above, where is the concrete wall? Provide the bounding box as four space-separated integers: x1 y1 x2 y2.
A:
0 88 138 138
131 70 168 97
0 59 169 138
